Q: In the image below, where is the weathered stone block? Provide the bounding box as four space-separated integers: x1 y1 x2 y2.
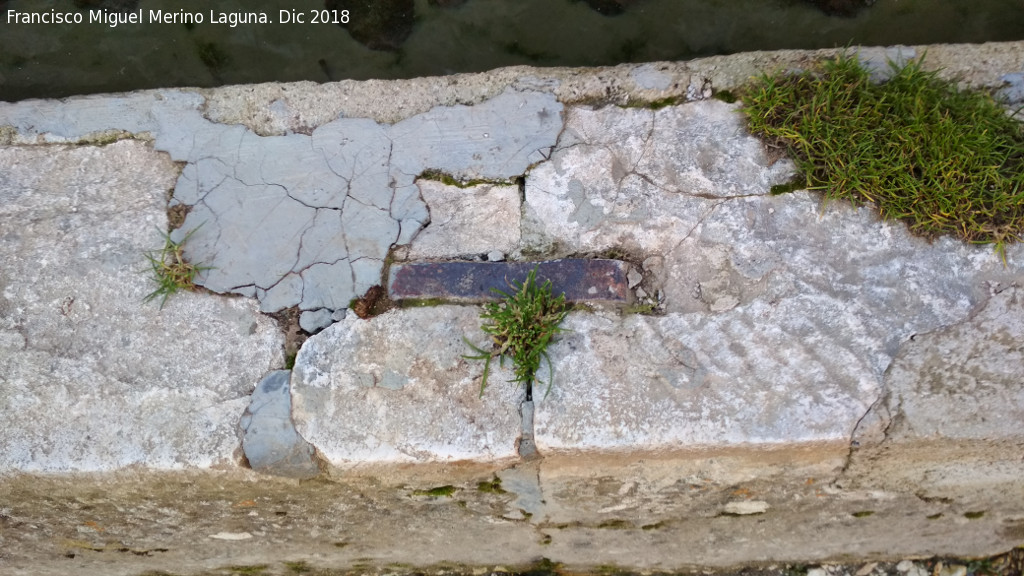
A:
290 306 521 464
0 141 283 472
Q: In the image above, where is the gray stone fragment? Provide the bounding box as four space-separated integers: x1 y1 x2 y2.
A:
0 90 203 142
487 251 505 262
311 117 394 210
627 268 643 288
517 401 538 460
173 181 316 294
259 273 304 313
0 141 283 473
295 209 351 271
291 306 521 464
300 262 356 311
299 309 334 333
239 370 320 479
389 89 563 180
408 180 521 258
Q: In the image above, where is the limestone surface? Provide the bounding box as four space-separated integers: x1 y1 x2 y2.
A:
520 98 1024 450
534 308 879 450
0 141 283 472
407 180 521 259
857 286 1024 443
291 306 522 465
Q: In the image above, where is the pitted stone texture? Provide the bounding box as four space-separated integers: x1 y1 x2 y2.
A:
658 192 1024 358
291 306 521 464
165 88 561 314
239 371 319 479
407 180 521 259
854 286 1024 444
0 141 283 473
534 308 880 450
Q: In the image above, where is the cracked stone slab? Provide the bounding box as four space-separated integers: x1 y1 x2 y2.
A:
239 370 320 479
389 259 629 303
0 141 283 472
163 88 562 315
0 86 562 317
523 101 795 257
407 180 521 259
290 306 521 465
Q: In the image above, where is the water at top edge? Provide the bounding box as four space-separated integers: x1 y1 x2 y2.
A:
1 0 1023 102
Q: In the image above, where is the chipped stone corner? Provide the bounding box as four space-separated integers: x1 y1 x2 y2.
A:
837 284 1024 494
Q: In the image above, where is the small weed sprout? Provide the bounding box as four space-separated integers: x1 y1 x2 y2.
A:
464 267 570 399
143 226 211 309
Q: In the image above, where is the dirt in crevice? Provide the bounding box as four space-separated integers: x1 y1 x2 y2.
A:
166 203 191 230
267 306 308 369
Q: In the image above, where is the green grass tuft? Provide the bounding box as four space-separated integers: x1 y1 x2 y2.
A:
743 53 1024 259
143 226 211 309
464 267 570 399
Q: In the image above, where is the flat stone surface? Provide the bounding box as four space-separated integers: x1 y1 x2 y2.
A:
523 101 792 255
239 370 319 479
2 48 1024 483
407 180 521 259
534 309 880 450
0 141 283 472
290 306 522 465
299 308 334 333
389 259 630 303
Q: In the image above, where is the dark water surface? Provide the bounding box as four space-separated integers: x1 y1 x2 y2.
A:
1 0 1023 101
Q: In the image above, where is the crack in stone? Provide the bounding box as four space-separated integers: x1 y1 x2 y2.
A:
666 199 727 256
